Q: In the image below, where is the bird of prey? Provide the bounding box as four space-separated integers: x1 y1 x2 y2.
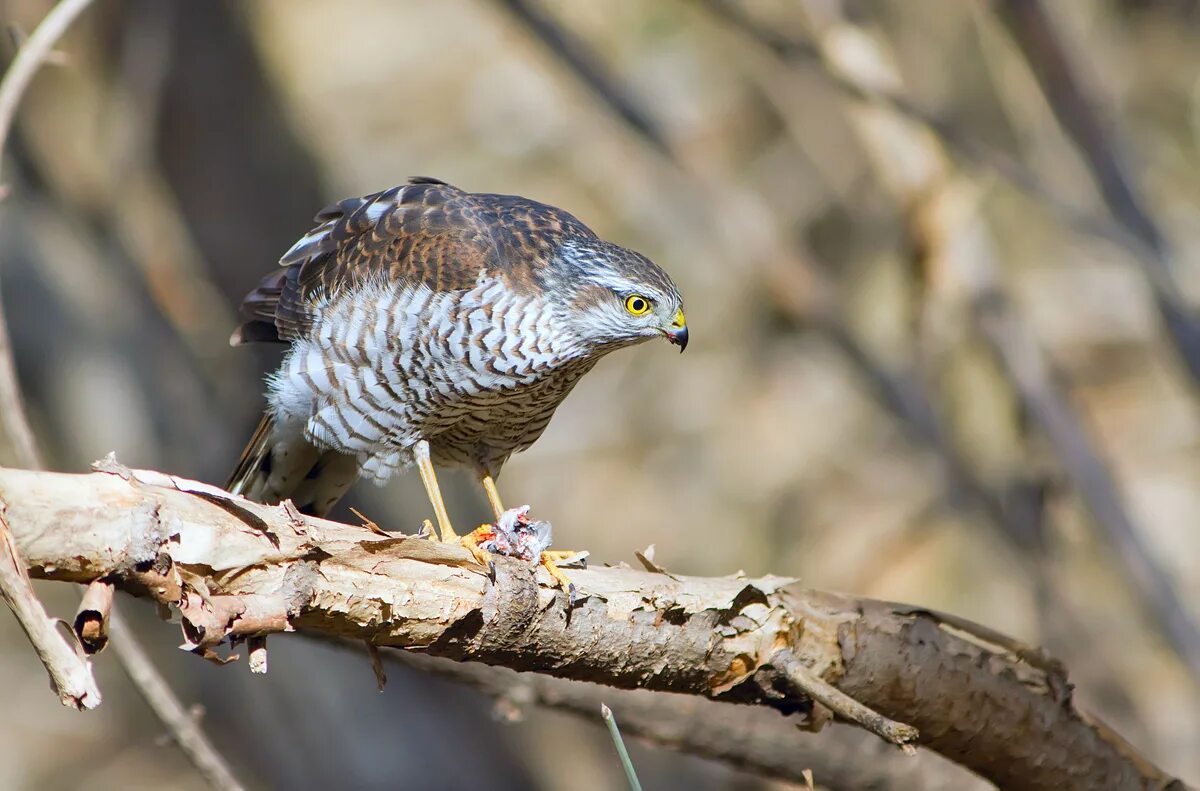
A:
227 177 687 582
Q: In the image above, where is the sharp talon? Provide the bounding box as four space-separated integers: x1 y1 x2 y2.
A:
567 583 577 608
487 559 497 581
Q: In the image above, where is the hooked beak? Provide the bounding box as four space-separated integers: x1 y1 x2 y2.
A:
665 308 688 353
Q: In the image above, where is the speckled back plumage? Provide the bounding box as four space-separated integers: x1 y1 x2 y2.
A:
227 178 683 516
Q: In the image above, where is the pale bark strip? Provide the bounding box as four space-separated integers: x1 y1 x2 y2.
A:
0 505 100 709
0 464 1184 791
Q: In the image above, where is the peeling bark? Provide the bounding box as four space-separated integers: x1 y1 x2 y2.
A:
0 464 1185 791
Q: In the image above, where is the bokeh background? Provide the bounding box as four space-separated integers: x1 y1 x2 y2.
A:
2 0 1199 788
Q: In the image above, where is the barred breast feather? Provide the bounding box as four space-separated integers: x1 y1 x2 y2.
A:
271 272 594 482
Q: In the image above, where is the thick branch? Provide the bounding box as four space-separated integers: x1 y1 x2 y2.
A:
0 464 1183 790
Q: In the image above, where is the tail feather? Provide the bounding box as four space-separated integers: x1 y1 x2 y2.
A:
226 413 357 516
227 414 274 496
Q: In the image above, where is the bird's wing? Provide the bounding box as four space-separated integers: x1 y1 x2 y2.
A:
231 177 502 345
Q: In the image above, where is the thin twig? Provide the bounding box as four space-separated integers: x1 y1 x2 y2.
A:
772 651 919 750
0 0 94 194
601 703 643 791
108 610 247 791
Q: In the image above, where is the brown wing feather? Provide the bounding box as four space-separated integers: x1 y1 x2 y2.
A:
230 177 598 345
231 178 502 345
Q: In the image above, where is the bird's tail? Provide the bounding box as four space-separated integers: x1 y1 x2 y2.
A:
226 413 358 517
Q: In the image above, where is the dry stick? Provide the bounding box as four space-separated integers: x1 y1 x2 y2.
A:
771 651 919 750
0 2 246 786
0 506 100 708
108 614 247 791
0 0 93 188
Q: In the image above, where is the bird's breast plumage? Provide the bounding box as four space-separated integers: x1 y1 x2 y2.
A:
268 271 596 481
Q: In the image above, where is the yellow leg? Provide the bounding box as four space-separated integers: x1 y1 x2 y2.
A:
539 550 578 599
414 440 457 541
481 472 505 521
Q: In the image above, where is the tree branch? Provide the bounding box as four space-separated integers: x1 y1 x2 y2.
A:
0 462 1184 790
0 505 100 708
382 648 991 791
0 0 95 197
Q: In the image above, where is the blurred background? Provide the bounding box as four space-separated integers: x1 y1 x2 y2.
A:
2 0 1199 788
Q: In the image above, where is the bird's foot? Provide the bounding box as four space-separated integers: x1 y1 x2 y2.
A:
538 549 586 606
459 526 498 579
464 506 586 605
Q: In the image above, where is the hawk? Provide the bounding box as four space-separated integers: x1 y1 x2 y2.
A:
227 178 687 581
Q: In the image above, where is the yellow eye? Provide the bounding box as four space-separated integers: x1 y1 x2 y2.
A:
624 295 652 316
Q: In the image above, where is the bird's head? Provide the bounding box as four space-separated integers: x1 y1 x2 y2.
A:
550 240 687 353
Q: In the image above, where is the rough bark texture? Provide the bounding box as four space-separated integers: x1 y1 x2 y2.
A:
0 463 1186 791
